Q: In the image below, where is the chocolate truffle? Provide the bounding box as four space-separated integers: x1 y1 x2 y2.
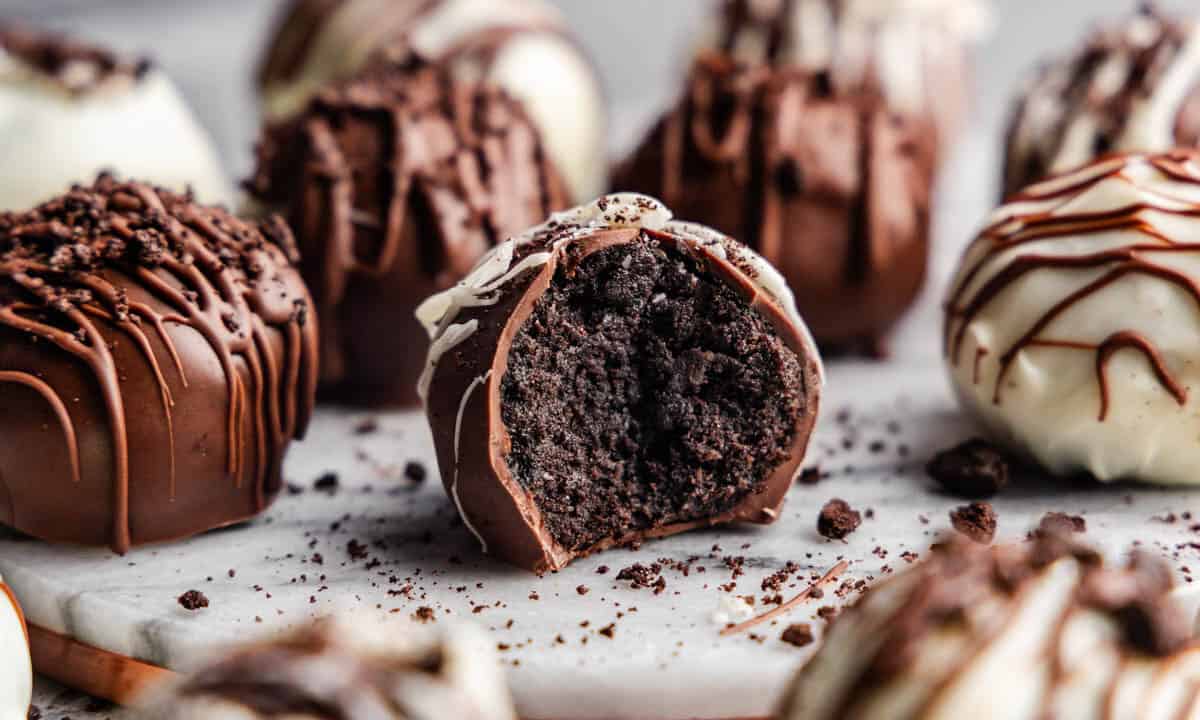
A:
946 151 1200 486
0 25 232 210
0 176 318 553
419 194 823 572
778 533 1200 719
614 0 989 354
140 617 515 720
1003 4 1200 199
247 49 568 407
0 577 31 720
258 0 606 201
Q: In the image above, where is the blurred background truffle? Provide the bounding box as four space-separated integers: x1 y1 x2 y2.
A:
0 25 232 210
257 0 607 202
139 617 516 720
614 0 990 355
779 532 1200 719
1002 4 1200 198
246 49 568 407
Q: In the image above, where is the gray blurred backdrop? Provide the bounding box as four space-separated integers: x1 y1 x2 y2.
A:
0 0 1193 196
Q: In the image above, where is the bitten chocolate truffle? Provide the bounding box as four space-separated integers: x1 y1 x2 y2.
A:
614 0 988 354
140 617 515 720
247 49 568 407
0 25 231 210
946 151 1200 486
1003 4 1200 198
0 577 31 720
778 533 1200 719
419 194 823 572
0 176 318 553
258 0 606 201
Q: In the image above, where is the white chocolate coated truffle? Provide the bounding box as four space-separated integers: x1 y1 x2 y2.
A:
0 579 32 720
259 0 606 202
1004 5 1200 197
779 536 1200 720
946 152 1200 486
141 616 515 720
0 33 231 210
695 0 991 141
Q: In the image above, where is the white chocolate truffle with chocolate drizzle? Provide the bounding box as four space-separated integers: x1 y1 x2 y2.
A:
0 576 32 720
0 26 232 210
778 533 1200 720
139 617 515 720
257 0 606 202
945 151 1200 486
1003 4 1200 198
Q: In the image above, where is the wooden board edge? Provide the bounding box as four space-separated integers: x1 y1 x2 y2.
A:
27 623 176 705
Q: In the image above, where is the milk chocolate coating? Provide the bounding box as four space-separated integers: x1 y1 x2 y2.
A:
614 0 972 353
247 50 568 407
421 201 821 572
0 176 318 553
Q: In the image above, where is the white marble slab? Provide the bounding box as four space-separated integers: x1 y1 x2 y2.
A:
6 134 1200 720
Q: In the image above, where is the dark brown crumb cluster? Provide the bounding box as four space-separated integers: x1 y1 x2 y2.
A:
818 499 862 540
927 439 1010 498
178 590 209 611
500 235 807 552
617 563 667 594
949 502 997 544
1034 512 1086 538
781 623 815 647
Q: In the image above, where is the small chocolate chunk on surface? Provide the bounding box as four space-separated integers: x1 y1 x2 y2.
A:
927 439 1010 498
818 499 862 540
950 502 997 544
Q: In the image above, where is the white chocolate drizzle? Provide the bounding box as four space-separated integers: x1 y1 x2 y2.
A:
1006 7 1200 196
702 0 991 116
416 193 822 406
451 371 492 552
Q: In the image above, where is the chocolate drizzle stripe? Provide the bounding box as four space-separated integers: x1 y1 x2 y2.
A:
0 371 82 485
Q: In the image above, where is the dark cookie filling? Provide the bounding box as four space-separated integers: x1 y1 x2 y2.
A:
500 233 805 552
